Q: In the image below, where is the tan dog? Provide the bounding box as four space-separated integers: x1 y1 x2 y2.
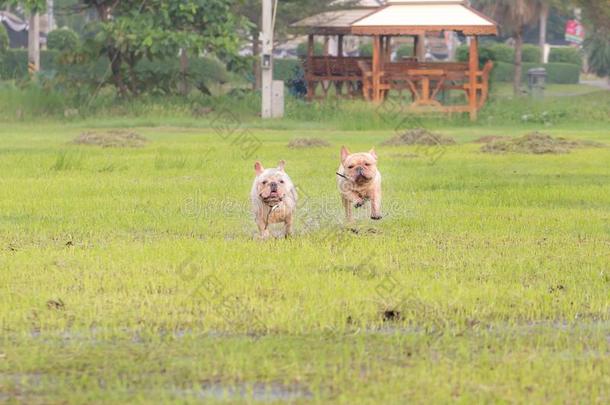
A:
337 146 382 222
251 160 297 239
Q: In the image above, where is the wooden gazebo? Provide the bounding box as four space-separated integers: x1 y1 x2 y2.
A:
291 0 499 120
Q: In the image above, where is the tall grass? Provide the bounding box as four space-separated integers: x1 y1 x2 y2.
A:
1 79 609 130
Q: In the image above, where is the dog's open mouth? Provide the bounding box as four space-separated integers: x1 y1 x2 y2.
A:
261 192 282 204
354 174 372 183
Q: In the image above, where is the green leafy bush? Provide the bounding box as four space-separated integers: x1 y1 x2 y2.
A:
274 59 301 81
47 28 80 52
49 50 230 97
549 47 583 67
0 23 9 53
491 61 580 84
296 41 324 57
521 44 541 63
0 49 60 79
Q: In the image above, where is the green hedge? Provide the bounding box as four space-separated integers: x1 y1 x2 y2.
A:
521 44 542 63
359 43 372 57
489 43 514 63
0 49 60 79
458 43 541 64
491 61 581 84
549 47 582 67
296 41 324 57
396 44 414 59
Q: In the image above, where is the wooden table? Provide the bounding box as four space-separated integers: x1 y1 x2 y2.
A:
404 68 447 107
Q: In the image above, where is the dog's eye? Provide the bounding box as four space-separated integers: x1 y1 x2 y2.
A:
365 163 371 166
262 181 268 185
348 165 354 169
279 180 284 184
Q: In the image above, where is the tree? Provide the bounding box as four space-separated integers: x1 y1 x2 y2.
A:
538 0 571 63
574 0 610 83
235 0 336 90
474 0 541 96
73 0 245 96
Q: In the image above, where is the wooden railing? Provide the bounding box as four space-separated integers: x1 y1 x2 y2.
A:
302 56 493 112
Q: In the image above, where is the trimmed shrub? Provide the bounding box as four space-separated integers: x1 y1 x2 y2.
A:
296 41 324 57
456 44 495 67
0 23 9 53
491 61 580 84
549 47 583 67
359 43 372 57
522 44 541 63
488 43 514 63
47 28 80 52
543 62 581 84
396 43 414 59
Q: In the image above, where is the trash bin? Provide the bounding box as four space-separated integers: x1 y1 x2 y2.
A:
527 68 547 98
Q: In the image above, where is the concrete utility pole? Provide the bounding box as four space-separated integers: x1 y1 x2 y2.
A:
28 13 40 74
261 0 273 118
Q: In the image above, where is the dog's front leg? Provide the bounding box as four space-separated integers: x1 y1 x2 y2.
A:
370 184 382 220
284 215 294 238
342 196 353 222
256 210 271 239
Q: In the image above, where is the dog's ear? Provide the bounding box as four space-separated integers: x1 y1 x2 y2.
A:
254 161 264 176
341 146 350 163
277 160 286 172
369 147 377 161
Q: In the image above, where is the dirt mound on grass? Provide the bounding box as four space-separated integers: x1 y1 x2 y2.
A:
73 130 149 148
287 138 331 149
473 135 511 144
382 128 456 146
481 132 605 155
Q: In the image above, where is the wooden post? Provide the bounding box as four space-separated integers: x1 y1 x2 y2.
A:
306 34 314 101
383 36 392 63
337 34 344 58
323 35 330 56
413 36 418 58
416 33 425 60
468 36 479 121
372 35 381 103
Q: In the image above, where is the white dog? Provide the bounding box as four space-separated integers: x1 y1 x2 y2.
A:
250 160 297 239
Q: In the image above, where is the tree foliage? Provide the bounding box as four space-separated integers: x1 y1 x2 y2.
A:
574 0 610 79
66 0 246 96
0 23 9 53
473 0 541 95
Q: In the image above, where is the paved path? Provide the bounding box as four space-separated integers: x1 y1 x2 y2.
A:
580 80 610 91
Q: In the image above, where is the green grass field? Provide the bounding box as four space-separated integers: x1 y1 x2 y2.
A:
1 115 609 403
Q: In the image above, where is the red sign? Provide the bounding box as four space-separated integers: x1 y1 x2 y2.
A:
565 20 585 45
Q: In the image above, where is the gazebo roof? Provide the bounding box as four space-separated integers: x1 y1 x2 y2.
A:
291 8 377 35
351 0 498 36
292 0 498 36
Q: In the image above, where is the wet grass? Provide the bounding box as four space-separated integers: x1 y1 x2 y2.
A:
0 122 609 403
